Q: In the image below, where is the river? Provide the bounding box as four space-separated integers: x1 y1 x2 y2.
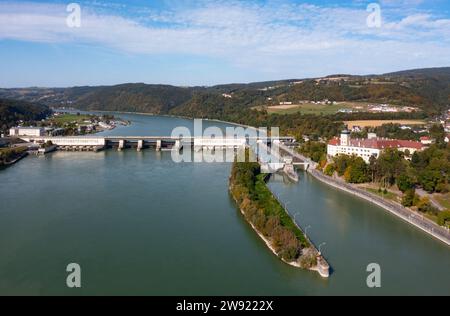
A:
0 113 449 295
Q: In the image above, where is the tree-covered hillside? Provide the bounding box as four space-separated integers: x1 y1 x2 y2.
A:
69 84 197 114
1 67 449 116
0 98 51 132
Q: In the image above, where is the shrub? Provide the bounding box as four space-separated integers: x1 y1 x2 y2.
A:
402 189 416 207
324 164 336 177
396 174 415 193
344 157 370 184
417 197 439 215
299 252 318 269
229 152 310 263
437 211 450 227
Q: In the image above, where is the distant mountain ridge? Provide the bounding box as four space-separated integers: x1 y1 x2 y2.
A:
1 67 449 116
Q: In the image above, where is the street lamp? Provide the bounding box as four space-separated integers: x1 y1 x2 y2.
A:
293 211 300 223
284 201 291 211
318 242 326 255
305 225 311 235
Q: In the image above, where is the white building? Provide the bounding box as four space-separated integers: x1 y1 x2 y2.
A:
327 130 424 163
9 127 45 137
20 136 106 147
420 136 433 145
98 122 113 130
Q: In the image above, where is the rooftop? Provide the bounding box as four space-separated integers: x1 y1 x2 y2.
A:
329 137 423 150
11 126 44 130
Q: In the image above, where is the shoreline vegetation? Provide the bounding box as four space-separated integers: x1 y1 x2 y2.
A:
281 146 450 246
90 109 257 131
310 168 450 246
51 110 450 245
229 150 330 277
6 105 448 247
29 110 448 243
43 112 130 135
0 146 28 168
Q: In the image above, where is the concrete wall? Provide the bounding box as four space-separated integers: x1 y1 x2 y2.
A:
194 138 246 147
30 137 106 146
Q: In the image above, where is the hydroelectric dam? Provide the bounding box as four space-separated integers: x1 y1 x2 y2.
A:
20 135 297 152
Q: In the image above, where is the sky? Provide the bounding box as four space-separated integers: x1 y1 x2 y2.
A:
0 0 450 87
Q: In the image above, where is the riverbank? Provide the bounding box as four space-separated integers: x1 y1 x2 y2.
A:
277 143 450 246
229 157 330 278
49 111 131 135
87 110 256 132
309 169 450 246
232 195 329 278
0 148 28 169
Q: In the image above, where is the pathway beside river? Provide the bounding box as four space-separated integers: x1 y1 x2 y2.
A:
278 144 450 246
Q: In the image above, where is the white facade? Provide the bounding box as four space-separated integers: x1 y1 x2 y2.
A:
9 127 45 137
328 131 423 163
327 143 381 163
420 137 433 145
45 137 106 146
98 122 113 130
20 136 106 147
340 130 350 146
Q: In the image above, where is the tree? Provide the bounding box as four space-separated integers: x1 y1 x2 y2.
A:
396 174 415 193
411 145 449 193
419 169 442 193
401 189 416 207
374 148 407 186
264 216 281 237
344 157 370 184
334 155 351 176
429 124 446 146
299 141 327 163
417 197 439 215
324 164 336 176
437 211 450 227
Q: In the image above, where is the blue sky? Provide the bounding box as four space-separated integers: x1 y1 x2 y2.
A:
1 0 450 87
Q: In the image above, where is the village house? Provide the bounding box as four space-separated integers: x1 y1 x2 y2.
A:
9 127 45 137
420 136 434 145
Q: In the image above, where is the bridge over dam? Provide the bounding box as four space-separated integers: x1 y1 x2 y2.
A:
258 141 310 182
20 135 296 152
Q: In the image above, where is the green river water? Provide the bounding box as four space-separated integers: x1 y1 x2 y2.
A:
0 113 449 295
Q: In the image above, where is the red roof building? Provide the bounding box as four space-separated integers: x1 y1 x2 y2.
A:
327 131 424 163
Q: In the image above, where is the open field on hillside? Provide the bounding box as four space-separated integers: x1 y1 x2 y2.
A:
344 120 426 129
50 114 92 124
258 102 372 115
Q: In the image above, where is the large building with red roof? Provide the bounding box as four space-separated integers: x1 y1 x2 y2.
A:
327 130 424 163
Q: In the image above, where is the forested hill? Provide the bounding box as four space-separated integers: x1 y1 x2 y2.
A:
0 84 198 114
0 98 51 131
64 84 197 113
1 67 449 116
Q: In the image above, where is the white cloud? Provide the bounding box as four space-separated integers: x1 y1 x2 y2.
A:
0 0 449 78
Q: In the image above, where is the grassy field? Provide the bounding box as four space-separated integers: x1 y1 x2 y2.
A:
261 102 371 115
345 120 426 129
50 114 92 125
365 187 400 202
435 194 450 210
